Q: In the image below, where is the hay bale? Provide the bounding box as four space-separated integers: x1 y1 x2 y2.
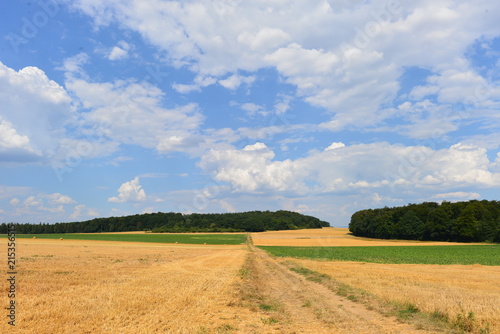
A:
59 238 63 240
33 236 36 239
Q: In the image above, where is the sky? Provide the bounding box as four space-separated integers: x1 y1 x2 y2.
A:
1 0 500 227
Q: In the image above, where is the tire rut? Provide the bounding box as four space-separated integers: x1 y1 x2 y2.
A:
246 246 442 334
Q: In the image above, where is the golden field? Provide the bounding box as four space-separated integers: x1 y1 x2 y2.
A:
2 239 254 333
251 227 486 247
1 229 498 333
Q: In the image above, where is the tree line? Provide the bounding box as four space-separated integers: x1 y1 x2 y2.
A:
1 210 330 234
349 200 500 242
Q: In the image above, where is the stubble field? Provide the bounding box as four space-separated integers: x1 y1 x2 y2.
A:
1 228 498 333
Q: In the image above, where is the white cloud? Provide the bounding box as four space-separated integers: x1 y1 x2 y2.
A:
172 75 217 94
48 193 77 205
325 142 346 151
70 204 99 220
218 74 255 90
217 199 236 213
0 59 117 172
199 142 309 193
0 185 32 200
58 53 89 77
142 207 155 214
0 118 39 161
106 155 134 167
199 141 500 195
0 119 31 149
66 0 500 132
24 196 41 207
0 61 74 163
108 46 128 60
237 27 291 52
240 102 264 115
432 192 481 200
2 192 81 222
65 75 205 154
108 41 131 60
108 177 147 203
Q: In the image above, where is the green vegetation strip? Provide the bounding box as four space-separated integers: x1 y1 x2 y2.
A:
260 245 500 266
14 233 247 245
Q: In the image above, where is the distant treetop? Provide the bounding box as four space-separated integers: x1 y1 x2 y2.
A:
349 200 500 243
2 210 330 234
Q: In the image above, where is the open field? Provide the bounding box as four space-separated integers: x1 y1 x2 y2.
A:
13 233 247 245
2 228 498 333
1 238 448 334
260 245 500 265
2 239 255 333
251 227 488 246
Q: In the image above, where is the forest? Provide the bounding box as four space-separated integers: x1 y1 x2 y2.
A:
1 210 330 234
349 200 500 242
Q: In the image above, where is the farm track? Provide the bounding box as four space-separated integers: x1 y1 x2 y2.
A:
243 245 442 334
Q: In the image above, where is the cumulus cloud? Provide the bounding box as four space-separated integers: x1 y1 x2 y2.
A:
9 198 20 206
1 192 81 222
48 193 77 205
70 204 99 220
218 74 255 90
324 142 346 151
0 61 74 163
65 74 205 154
0 58 117 170
432 192 481 200
108 41 131 60
0 118 39 162
108 177 147 203
199 141 500 195
65 0 500 133
199 142 309 193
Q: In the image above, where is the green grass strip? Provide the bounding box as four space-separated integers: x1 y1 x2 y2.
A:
13 233 247 245
259 245 500 266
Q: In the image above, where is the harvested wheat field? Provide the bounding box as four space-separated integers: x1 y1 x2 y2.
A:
3 237 462 334
251 227 486 247
292 258 500 333
2 239 262 334
2 234 497 333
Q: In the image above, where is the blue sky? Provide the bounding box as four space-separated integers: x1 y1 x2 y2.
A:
1 0 500 227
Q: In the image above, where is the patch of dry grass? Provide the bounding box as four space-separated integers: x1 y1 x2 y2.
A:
293 258 500 333
252 228 487 247
1 239 252 333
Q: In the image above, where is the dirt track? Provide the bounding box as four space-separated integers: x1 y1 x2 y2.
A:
236 246 442 334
